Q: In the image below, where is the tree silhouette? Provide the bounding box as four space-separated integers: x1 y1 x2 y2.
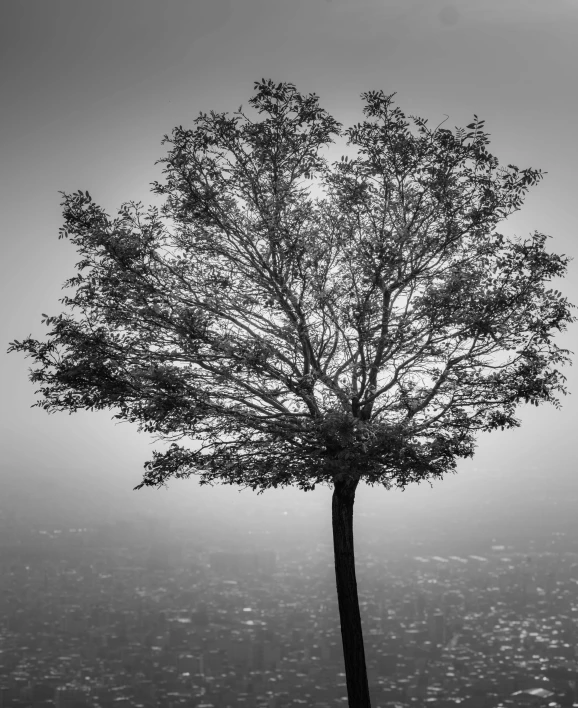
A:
8 79 575 708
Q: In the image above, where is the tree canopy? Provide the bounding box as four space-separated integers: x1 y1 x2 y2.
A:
9 78 575 496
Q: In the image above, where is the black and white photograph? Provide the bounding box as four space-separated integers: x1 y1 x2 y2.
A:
2 1 578 707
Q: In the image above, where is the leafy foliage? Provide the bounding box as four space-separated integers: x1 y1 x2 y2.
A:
8 79 575 494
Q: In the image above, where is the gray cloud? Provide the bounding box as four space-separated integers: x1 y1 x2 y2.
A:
438 4 460 26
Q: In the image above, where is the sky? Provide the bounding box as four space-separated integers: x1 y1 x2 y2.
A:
2 0 577 536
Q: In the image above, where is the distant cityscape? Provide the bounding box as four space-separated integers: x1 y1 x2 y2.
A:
2 508 578 708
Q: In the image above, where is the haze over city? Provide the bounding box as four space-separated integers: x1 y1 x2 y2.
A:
1 2 578 707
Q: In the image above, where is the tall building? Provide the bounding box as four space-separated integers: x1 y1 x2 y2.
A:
54 686 91 708
30 682 56 708
428 611 446 646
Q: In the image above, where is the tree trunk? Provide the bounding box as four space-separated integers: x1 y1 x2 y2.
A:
332 473 372 708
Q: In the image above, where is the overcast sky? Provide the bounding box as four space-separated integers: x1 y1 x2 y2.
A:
2 0 577 525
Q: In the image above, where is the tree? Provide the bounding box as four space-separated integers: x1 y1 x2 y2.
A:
8 79 575 707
